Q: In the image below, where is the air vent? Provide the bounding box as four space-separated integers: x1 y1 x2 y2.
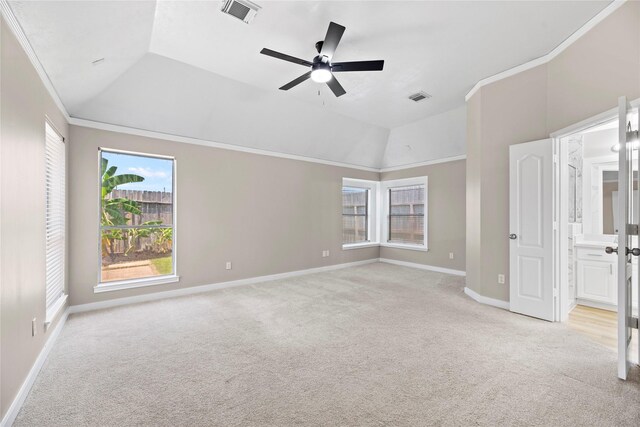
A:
220 0 261 24
408 91 431 102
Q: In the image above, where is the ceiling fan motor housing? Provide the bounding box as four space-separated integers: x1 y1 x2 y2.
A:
312 55 330 67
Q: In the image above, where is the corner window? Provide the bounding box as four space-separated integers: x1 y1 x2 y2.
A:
98 149 176 288
343 186 369 244
382 177 428 250
45 122 66 319
342 178 378 248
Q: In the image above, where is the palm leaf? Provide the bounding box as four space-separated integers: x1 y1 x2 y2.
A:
103 174 145 195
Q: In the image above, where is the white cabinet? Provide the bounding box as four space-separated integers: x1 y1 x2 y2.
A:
575 246 617 306
577 259 617 304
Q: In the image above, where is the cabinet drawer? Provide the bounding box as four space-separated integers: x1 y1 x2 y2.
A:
576 247 615 261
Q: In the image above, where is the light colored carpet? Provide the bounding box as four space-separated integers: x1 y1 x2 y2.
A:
14 262 640 426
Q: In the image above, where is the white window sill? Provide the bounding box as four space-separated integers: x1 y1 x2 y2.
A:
94 275 180 293
342 242 380 250
380 243 429 252
45 294 68 329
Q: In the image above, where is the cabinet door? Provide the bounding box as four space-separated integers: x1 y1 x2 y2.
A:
577 260 616 304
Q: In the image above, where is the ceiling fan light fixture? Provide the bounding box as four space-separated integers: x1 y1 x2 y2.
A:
311 68 332 83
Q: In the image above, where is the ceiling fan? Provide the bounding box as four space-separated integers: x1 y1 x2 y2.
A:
260 22 384 97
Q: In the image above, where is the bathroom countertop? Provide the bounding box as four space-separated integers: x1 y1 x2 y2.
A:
574 240 615 249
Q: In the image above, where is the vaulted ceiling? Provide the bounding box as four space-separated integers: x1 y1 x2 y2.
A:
9 1 610 169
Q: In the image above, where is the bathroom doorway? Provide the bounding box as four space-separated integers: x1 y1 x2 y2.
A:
556 114 639 365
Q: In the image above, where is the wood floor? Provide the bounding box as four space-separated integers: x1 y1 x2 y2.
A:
568 304 638 363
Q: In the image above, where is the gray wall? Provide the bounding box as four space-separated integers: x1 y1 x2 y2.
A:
1 16 69 419
380 160 466 272
466 1 640 301
68 126 380 306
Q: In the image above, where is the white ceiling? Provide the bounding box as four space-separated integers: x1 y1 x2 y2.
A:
9 0 611 168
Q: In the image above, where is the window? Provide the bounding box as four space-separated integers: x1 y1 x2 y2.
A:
98 149 176 289
382 177 428 250
342 178 379 248
343 187 369 244
45 122 66 319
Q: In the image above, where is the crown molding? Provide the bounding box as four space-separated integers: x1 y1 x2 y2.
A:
380 155 466 173
0 0 71 121
69 117 382 172
465 0 627 102
71 117 468 173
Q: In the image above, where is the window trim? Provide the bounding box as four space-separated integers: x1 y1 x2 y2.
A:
342 178 380 249
95 148 179 292
381 176 428 251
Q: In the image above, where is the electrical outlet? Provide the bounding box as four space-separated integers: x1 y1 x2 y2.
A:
449 252 454 259
32 318 37 336
498 274 505 284
322 250 329 257
225 261 232 270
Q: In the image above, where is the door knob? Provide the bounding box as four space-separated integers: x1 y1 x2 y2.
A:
509 234 517 240
605 246 640 256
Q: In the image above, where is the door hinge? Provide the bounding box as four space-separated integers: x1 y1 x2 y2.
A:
626 224 639 236
553 154 559 164
631 316 639 330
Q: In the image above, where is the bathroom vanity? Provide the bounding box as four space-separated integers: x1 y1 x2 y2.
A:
574 236 617 308
574 234 638 311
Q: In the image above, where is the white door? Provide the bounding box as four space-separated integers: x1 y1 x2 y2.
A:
614 96 639 380
509 139 554 321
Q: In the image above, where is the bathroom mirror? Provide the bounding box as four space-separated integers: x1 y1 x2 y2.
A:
604 170 638 234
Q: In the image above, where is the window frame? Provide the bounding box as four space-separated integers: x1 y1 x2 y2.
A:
381 176 428 252
342 178 380 250
95 148 179 293
45 120 67 325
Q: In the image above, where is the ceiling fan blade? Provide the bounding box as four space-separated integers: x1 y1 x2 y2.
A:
320 22 345 60
326 75 346 97
331 60 384 73
279 71 312 91
260 48 313 67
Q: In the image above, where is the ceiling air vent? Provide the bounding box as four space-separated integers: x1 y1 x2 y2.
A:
408 91 431 102
220 0 261 24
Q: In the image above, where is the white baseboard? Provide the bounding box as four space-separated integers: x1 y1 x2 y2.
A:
69 259 379 314
378 258 466 276
464 287 510 310
1 309 69 427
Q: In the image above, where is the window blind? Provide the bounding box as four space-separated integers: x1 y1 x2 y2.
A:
45 122 65 310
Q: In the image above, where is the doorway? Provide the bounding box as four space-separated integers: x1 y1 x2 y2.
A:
554 104 639 370
509 99 640 379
